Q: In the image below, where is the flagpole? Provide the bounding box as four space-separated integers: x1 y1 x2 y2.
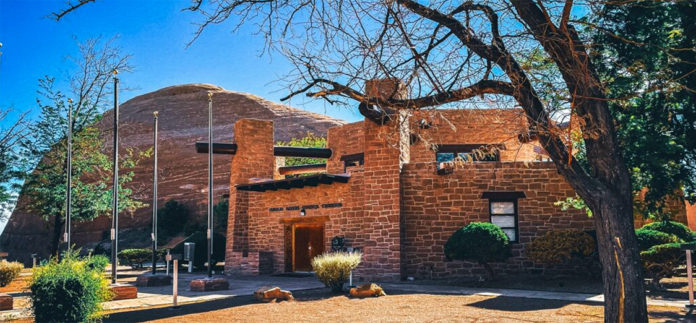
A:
151 111 159 275
111 70 119 284
207 92 213 278
65 98 73 251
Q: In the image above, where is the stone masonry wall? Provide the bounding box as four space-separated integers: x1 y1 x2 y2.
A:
408 109 540 163
327 121 365 174
400 161 595 279
225 119 275 275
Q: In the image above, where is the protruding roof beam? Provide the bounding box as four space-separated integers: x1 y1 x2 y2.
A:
195 142 332 158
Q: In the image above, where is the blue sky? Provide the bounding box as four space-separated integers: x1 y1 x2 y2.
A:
0 0 364 125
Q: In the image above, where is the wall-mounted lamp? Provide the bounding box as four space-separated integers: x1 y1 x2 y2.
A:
300 208 306 216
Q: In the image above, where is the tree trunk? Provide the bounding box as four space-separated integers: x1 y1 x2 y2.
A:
50 213 63 258
586 189 647 323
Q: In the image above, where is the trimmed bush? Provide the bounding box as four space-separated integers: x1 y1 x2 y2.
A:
640 243 683 289
30 252 111 322
171 231 226 270
635 229 679 251
0 260 24 287
640 221 693 242
526 230 595 264
118 249 151 269
311 252 362 293
444 222 512 280
85 255 110 272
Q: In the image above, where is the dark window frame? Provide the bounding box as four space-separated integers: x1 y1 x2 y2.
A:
434 144 504 165
488 199 519 243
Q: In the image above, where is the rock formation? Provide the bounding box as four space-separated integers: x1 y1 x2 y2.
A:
0 84 344 263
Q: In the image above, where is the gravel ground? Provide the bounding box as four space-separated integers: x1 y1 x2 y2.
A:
104 289 689 323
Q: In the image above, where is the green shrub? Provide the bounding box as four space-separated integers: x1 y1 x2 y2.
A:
635 229 679 251
118 249 151 269
526 230 595 264
0 260 24 287
640 221 693 242
85 255 110 272
30 252 111 323
311 252 362 293
640 243 684 289
171 231 226 270
444 222 512 280
158 200 191 239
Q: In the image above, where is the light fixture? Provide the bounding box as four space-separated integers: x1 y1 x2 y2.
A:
300 208 306 216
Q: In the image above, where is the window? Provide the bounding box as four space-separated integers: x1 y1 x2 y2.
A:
434 144 502 169
489 200 518 242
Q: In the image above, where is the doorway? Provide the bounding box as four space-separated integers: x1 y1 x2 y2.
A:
290 224 324 272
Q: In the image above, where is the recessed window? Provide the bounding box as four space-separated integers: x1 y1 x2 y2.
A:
489 200 518 242
434 144 501 169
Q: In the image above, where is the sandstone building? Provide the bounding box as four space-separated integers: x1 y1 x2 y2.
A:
221 82 603 281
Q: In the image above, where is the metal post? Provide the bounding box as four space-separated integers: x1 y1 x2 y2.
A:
688 250 694 307
152 111 159 275
65 98 73 251
207 92 213 278
172 259 179 308
111 71 119 284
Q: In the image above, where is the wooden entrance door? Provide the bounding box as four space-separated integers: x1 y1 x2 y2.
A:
293 224 324 272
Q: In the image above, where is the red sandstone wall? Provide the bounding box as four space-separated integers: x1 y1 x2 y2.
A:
400 161 594 279
408 109 540 163
225 119 276 274
327 122 365 174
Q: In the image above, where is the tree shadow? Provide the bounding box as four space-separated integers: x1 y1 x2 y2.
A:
465 295 586 312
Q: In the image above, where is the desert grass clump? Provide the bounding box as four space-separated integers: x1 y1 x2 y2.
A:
311 252 362 293
0 259 24 287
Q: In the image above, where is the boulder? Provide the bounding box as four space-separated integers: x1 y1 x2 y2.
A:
349 283 386 298
189 277 229 291
254 286 294 302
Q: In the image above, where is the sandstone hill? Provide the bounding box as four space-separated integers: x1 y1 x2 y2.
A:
0 84 344 262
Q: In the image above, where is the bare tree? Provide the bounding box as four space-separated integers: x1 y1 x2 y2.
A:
0 109 29 217
185 2 648 321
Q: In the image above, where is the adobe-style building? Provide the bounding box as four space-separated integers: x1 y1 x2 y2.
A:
217 80 612 281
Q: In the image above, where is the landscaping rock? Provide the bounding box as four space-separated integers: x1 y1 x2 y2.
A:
110 284 138 300
0 294 11 310
136 274 172 287
349 283 386 298
253 286 294 302
190 277 229 291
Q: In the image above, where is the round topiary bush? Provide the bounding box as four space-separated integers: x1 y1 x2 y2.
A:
640 242 684 289
640 221 693 242
30 253 111 323
635 229 679 251
444 222 512 280
311 252 362 293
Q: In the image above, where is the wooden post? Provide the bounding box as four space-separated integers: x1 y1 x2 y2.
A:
173 259 179 308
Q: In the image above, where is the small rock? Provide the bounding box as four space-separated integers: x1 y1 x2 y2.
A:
254 286 294 302
349 283 386 298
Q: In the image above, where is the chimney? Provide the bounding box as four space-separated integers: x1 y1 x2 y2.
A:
365 78 407 101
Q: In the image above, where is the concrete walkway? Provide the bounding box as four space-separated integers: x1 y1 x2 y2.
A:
102 273 324 312
380 282 689 308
